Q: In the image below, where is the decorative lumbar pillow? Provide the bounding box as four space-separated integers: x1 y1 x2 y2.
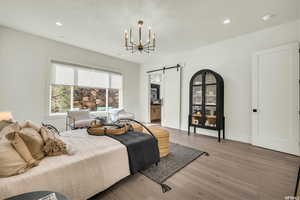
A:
0 140 28 177
18 127 45 160
6 132 39 168
40 127 50 142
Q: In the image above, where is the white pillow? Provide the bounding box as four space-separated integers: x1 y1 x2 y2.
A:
109 109 124 122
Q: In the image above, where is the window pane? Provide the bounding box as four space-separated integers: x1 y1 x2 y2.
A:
191 105 202 125
51 85 71 113
77 69 109 88
204 107 217 127
205 85 216 106
192 86 202 105
193 74 202 85
205 72 216 84
73 87 106 111
108 89 119 109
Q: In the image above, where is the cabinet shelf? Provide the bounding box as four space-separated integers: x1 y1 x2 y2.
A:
192 83 217 87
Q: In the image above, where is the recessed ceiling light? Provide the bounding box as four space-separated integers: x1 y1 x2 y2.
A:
56 21 63 26
262 14 275 21
223 18 231 24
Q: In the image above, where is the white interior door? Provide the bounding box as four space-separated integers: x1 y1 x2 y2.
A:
252 43 299 155
161 67 181 129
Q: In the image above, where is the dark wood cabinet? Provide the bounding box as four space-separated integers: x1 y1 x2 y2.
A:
188 69 225 142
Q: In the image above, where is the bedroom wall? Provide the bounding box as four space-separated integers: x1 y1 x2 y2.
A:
0 26 141 130
298 20 300 39
140 20 300 143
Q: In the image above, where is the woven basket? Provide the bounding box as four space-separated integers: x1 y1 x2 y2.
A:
130 123 144 132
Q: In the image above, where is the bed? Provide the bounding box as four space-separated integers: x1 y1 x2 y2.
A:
0 129 131 200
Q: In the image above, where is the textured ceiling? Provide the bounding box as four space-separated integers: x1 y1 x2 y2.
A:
0 0 299 64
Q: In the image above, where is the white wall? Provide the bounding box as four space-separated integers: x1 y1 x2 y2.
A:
140 20 300 143
298 20 300 39
0 26 141 130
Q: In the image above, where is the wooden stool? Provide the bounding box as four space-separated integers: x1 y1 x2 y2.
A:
143 127 170 158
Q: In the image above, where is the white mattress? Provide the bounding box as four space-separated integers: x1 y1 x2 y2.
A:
0 129 130 200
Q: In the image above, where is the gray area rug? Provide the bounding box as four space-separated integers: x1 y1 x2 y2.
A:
140 143 208 192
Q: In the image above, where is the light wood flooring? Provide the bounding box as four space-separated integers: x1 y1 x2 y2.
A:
91 128 300 200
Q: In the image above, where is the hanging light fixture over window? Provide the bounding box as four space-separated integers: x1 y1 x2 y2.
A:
124 20 156 54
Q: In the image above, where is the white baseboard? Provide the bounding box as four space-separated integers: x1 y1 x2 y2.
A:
180 127 251 144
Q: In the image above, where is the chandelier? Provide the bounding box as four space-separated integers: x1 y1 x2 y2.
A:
124 20 156 53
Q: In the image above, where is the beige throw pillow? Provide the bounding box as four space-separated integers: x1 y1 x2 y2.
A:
21 120 41 132
0 120 12 132
0 140 27 177
19 128 45 160
0 123 21 140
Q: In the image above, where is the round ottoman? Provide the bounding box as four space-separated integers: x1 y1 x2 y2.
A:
143 127 170 158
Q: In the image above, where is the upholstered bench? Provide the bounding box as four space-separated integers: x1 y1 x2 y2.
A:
130 123 170 158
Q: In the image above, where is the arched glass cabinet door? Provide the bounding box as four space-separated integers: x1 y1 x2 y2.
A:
204 71 217 128
191 73 203 126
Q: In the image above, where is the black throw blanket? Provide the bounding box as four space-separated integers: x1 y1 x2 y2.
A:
107 131 160 174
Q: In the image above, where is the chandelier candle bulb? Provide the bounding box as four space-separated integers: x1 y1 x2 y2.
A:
139 27 142 44
130 28 132 42
124 30 128 47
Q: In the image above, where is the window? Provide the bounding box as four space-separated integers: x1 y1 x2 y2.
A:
50 62 123 114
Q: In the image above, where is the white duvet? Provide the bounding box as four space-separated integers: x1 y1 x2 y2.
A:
0 129 130 200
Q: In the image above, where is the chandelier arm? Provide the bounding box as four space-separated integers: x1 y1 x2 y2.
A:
143 43 151 48
143 48 150 53
130 41 137 46
145 45 153 50
143 41 151 46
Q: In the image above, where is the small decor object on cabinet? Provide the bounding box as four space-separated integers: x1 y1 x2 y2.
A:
188 69 225 142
